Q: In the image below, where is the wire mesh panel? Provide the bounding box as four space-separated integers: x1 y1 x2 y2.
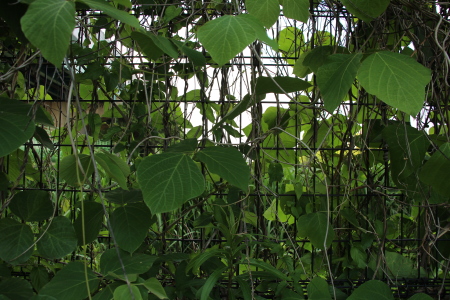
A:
0 0 449 299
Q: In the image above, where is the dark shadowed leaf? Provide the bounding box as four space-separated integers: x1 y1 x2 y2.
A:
347 280 394 300
105 188 143 205
419 142 450 196
37 216 77 259
255 76 311 94
0 218 34 264
297 212 335 250
100 248 157 279
39 262 99 300
340 0 390 22
307 277 332 300
59 154 94 186
30 265 49 292
113 285 142 300
95 151 130 190
110 202 153 253
0 278 33 300
78 0 141 28
9 190 53 222
74 201 104 245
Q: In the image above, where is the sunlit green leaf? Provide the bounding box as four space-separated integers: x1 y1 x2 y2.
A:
297 212 335 250
9 190 53 222
110 202 153 253
197 14 274 66
37 216 77 259
282 0 309 23
195 146 250 191
358 51 431 115
0 218 34 264
137 153 205 214
20 0 75 65
246 0 280 28
317 53 362 112
39 262 100 300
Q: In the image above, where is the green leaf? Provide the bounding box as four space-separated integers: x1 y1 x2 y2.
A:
195 146 250 191
34 127 55 150
297 212 335 250
247 258 289 280
137 153 205 214
340 0 390 22
0 278 33 300
255 76 311 94
383 123 428 182
146 34 179 59
110 202 153 253
0 108 35 158
408 294 434 300
197 14 271 66
246 0 280 28
358 51 431 115
385 251 416 278
113 285 142 300
74 201 104 245
419 142 450 196
142 278 169 299
59 154 95 186
20 0 75 66
347 280 394 300
0 218 34 264
8 190 53 222
131 31 164 61
105 188 144 205
37 216 77 259
307 277 332 300
282 0 309 23
172 40 206 66
0 98 53 126
200 266 227 300
166 138 198 154
95 151 130 190
100 248 157 279
30 266 49 292
78 0 141 28
268 162 284 183
39 262 100 300
317 53 362 112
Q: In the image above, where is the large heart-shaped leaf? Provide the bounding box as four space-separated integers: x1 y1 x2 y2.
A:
282 0 309 23
358 51 431 115
197 14 272 66
246 0 280 28
297 212 335 250
9 190 53 222
307 277 332 300
59 154 95 186
137 153 205 214
37 216 77 259
20 0 75 66
0 218 34 265
340 0 390 22
39 262 99 300
348 280 394 300
0 278 33 300
317 53 362 112
195 146 250 192
110 202 153 253
100 248 157 279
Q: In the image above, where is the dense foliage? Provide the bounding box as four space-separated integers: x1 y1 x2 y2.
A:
0 0 449 299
